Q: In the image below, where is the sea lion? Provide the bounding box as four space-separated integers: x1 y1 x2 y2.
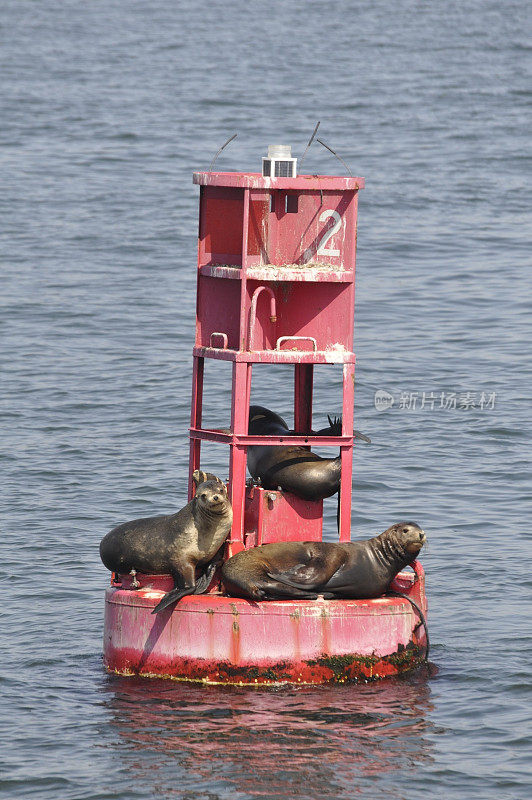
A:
99 470 232 613
246 405 370 501
221 522 426 601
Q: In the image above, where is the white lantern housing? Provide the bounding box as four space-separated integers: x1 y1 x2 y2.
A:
262 144 297 178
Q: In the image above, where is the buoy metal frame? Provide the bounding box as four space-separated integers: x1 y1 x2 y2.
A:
189 170 364 551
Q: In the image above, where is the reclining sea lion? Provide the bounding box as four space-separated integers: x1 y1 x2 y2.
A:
221 522 426 601
247 405 370 501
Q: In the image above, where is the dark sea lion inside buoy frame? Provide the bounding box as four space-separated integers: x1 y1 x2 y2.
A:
99 470 232 613
247 405 370 501
221 522 426 601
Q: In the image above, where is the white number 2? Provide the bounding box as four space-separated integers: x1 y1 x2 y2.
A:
317 210 342 257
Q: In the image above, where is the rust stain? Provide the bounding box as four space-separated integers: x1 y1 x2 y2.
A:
207 608 215 661
229 618 241 664
290 608 301 662
320 607 331 654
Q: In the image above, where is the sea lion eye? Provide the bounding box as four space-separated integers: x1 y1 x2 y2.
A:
403 527 409 534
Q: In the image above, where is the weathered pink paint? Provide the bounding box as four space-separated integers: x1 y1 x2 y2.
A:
243 486 323 548
192 347 356 364
103 562 428 684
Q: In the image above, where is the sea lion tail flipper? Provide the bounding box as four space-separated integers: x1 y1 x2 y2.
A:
315 417 370 442
314 415 342 436
328 415 342 435
152 586 194 614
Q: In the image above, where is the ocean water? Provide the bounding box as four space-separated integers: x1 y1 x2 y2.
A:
1 1 531 798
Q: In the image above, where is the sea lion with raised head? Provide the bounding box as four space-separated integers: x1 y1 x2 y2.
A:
247 405 370 501
221 522 426 601
99 470 232 613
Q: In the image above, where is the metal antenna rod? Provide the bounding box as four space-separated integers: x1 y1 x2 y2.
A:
316 137 353 176
298 121 320 170
208 133 238 172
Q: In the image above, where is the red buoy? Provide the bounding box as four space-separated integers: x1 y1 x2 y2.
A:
103 153 428 683
104 563 427 684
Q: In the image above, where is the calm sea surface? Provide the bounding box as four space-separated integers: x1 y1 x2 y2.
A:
1 1 531 798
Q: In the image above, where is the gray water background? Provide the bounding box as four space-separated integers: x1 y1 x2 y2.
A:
1 1 531 798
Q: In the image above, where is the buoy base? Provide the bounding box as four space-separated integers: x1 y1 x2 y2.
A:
103 566 427 685
105 648 426 686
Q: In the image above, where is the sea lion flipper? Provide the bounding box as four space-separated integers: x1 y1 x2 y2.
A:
152 586 194 614
266 558 324 586
312 419 371 442
266 550 345 590
266 571 319 590
313 415 342 436
193 557 221 595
